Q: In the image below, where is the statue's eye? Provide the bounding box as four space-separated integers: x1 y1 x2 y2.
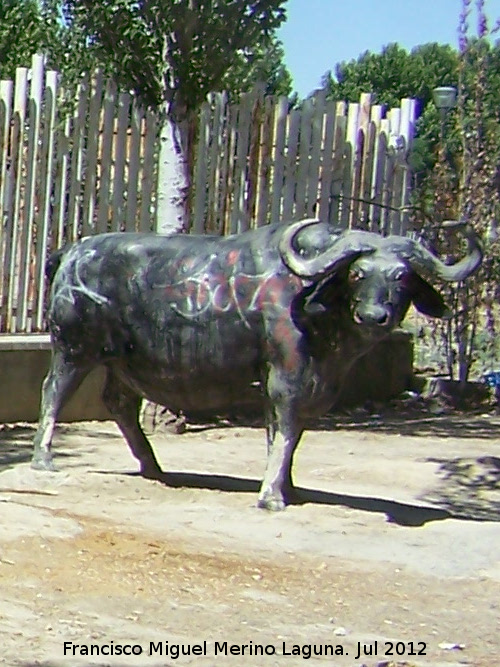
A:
348 269 364 283
393 269 406 281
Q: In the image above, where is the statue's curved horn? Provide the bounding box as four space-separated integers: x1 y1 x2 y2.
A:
278 219 378 279
382 221 483 282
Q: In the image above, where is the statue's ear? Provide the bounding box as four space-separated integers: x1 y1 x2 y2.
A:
407 273 451 318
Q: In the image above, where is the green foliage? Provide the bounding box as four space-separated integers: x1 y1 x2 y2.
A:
220 38 293 99
320 16 500 382
0 0 46 78
322 38 500 199
440 29 500 383
39 1 101 93
0 1 291 113
0 0 99 91
323 42 458 109
322 42 460 184
58 0 289 112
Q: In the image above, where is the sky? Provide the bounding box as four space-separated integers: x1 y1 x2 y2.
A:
278 0 500 98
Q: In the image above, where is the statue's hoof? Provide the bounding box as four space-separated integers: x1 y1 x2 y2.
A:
257 495 287 512
31 457 58 472
141 465 164 481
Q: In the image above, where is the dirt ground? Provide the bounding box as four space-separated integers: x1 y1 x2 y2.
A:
0 408 499 667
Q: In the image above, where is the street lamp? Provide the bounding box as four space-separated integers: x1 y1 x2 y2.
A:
432 86 457 116
433 85 457 156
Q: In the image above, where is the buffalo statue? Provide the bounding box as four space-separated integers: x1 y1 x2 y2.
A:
32 218 482 510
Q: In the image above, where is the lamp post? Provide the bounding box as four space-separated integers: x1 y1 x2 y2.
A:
433 85 457 152
432 86 459 383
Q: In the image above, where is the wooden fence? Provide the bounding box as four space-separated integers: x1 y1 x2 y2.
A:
191 87 417 236
0 57 417 334
0 55 158 334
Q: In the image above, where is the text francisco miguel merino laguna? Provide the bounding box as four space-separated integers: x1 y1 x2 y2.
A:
63 639 361 660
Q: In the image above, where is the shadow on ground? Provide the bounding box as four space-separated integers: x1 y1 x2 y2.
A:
167 406 500 440
0 424 37 469
3 413 499 521
318 412 500 440
100 468 451 527
420 455 500 521
0 424 78 471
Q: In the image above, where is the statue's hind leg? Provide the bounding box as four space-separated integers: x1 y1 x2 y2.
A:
32 350 89 471
102 368 163 479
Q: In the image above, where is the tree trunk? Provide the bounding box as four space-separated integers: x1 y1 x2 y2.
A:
155 112 189 235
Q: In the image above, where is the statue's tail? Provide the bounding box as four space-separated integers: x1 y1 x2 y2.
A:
45 246 68 285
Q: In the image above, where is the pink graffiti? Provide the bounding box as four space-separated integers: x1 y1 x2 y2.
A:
162 252 303 328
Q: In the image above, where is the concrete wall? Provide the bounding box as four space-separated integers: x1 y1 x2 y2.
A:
0 332 413 424
0 336 110 423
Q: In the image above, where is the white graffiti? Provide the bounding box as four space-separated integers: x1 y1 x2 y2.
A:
52 247 110 307
165 266 297 330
